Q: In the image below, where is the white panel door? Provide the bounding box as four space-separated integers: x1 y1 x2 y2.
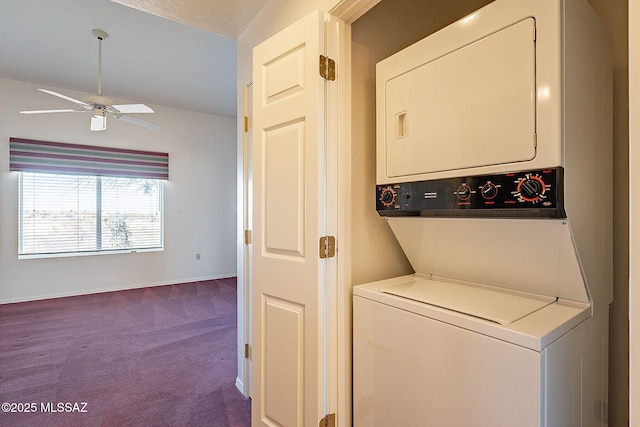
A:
252 10 329 427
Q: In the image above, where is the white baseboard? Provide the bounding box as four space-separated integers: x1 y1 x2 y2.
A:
235 376 247 396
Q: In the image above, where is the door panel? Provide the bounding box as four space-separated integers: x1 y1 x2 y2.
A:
263 296 305 426
252 10 327 427
264 45 306 103
264 120 305 257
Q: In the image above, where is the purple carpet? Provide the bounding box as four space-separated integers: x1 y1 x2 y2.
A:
0 278 251 427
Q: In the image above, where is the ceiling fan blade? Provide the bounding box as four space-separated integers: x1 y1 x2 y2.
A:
90 112 107 131
115 114 163 131
20 109 82 114
112 104 154 114
37 88 93 109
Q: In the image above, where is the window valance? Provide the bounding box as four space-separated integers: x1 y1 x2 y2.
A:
9 137 169 180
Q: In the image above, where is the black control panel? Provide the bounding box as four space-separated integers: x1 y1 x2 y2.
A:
376 168 565 218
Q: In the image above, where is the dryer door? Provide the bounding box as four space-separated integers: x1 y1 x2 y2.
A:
381 18 537 178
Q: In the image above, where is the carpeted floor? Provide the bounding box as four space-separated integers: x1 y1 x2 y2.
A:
0 278 251 427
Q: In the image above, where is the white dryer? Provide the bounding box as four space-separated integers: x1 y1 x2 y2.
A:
353 0 613 426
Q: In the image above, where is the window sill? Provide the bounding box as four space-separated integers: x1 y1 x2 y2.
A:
18 247 164 260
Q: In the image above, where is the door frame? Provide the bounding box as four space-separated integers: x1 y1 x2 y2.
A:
238 81 253 397
629 0 639 423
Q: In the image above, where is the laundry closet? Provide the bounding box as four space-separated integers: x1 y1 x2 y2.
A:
350 0 612 425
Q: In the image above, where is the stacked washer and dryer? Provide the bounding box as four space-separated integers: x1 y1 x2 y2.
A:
353 0 612 426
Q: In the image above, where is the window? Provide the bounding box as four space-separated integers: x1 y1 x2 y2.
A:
19 172 163 257
10 137 169 258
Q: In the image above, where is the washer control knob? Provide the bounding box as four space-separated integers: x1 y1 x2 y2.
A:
379 186 396 207
455 183 472 201
517 175 546 203
480 182 498 200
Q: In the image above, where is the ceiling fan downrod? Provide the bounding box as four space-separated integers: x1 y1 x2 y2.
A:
92 29 108 96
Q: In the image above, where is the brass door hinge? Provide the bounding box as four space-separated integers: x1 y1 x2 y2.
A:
319 413 336 427
319 55 336 81
319 236 336 259
244 116 249 132
244 230 252 245
244 343 251 359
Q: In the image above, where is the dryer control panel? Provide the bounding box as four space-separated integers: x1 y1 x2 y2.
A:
377 168 565 218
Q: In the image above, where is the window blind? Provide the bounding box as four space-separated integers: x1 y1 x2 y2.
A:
9 137 169 180
19 172 163 257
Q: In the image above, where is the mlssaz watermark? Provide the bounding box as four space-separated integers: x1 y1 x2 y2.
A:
2 402 88 413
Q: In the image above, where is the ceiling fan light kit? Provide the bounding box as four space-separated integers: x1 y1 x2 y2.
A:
19 29 162 132
91 110 106 132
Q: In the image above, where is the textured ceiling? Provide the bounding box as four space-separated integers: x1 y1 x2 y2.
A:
0 0 263 117
110 0 267 38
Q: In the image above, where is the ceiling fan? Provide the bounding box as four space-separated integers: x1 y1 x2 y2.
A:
20 29 162 132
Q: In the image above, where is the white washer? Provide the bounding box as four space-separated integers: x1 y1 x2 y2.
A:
353 278 609 426
353 220 609 426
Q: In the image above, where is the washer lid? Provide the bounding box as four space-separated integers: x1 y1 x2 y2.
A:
380 278 555 325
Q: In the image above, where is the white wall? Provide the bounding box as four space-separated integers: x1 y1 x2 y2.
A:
0 77 237 304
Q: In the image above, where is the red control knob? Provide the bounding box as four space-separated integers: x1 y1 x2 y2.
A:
517 175 546 203
456 184 472 201
379 187 396 207
480 182 498 200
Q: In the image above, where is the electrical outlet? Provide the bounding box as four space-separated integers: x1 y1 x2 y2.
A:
195 253 201 260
